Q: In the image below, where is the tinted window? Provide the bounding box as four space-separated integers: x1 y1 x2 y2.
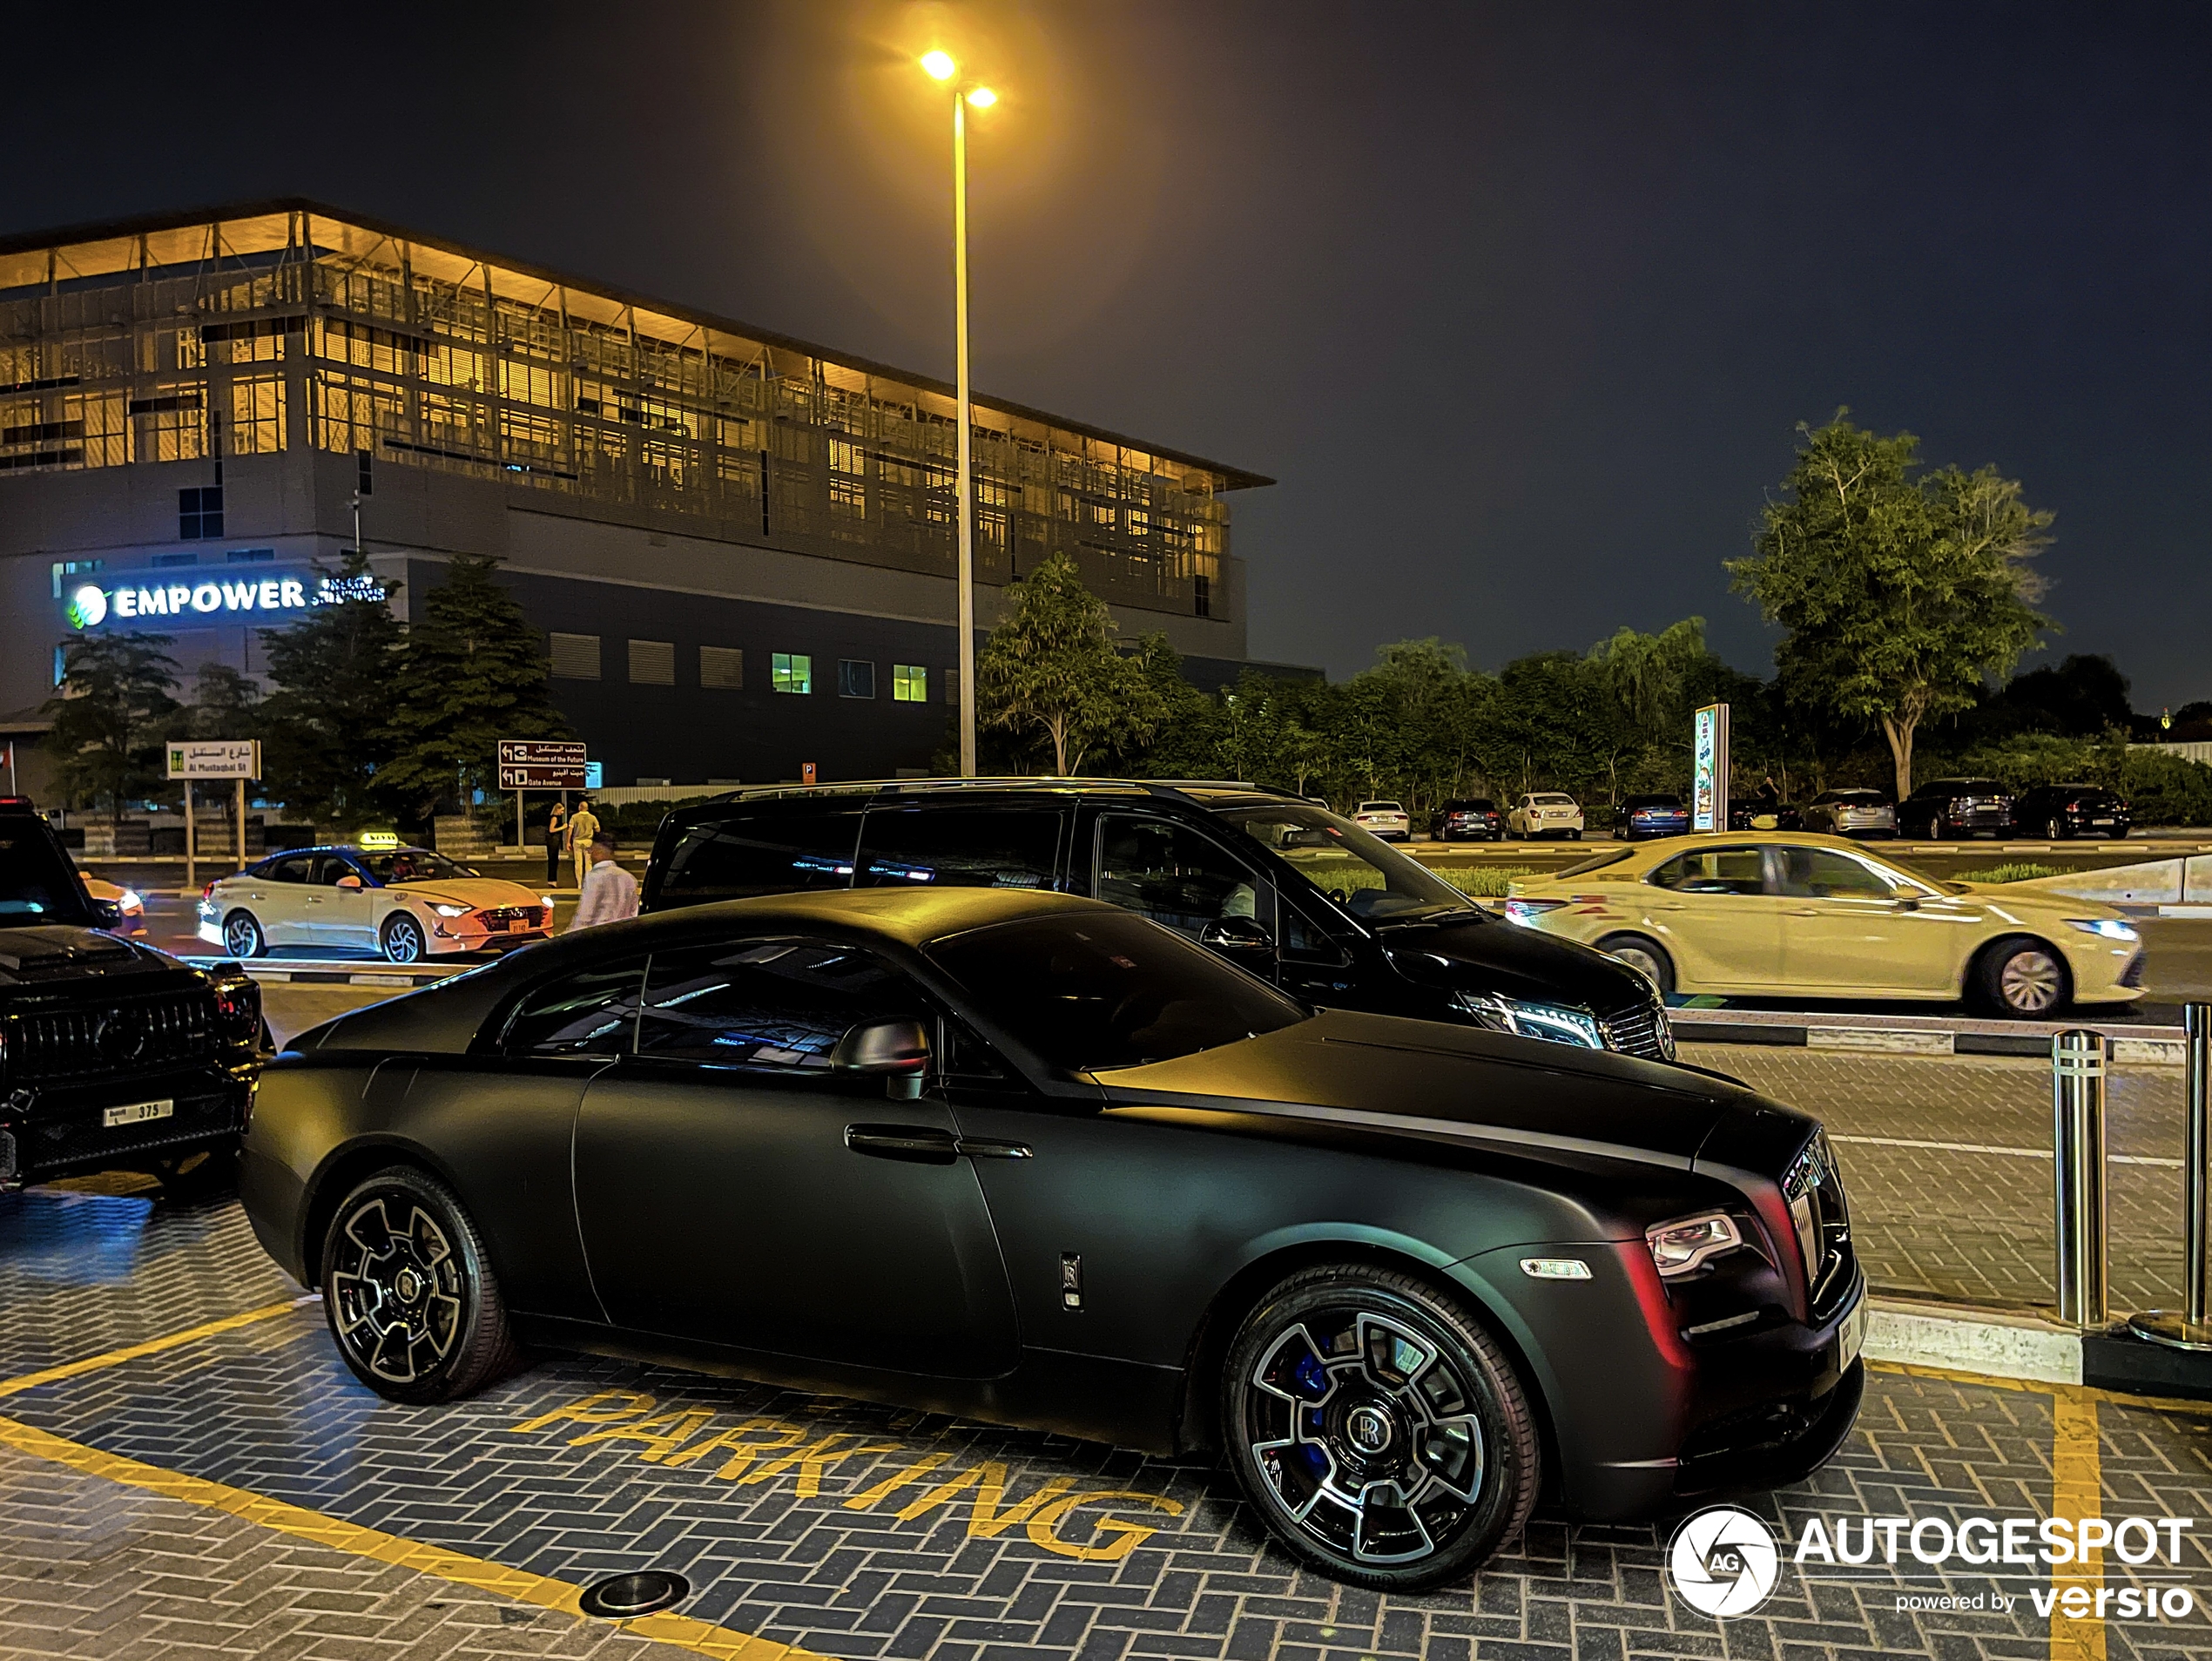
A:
1097 815 1265 940
502 957 648 1057
1211 804 1468 922
928 911 1305 1071
1650 847 1767 895
652 809 860 905
857 807 1063 890
313 856 361 887
636 938 927 1070
261 854 316 884
361 848 477 884
0 820 91 924
1774 847 1895 900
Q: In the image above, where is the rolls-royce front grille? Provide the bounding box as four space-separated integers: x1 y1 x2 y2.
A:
3 989 219 1084
1786 1135 1856 1315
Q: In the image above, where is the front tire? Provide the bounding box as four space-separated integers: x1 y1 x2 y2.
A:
222 910 266 958
1222 1265 1540 1590
320 1165 524 1404
1973 937 2070 1018
381 912 427 964
1595 933 1676 996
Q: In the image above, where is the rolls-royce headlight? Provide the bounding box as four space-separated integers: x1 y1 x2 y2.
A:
1646 1212 1743 1278
1459 992 1604 1050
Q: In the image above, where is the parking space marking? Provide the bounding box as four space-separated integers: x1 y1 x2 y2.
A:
2050 1392 2106 1661
0 1293 312 1400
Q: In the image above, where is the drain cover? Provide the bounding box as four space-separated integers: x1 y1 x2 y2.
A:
578 1569 691 1618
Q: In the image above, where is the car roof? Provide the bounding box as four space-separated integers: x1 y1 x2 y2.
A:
260 845 435 860
613 885 1123 949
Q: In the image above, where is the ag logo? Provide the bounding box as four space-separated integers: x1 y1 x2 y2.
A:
65 584 107 629
1666 1505 1780 1617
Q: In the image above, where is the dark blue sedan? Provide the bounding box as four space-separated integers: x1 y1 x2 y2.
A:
1618 795 1689 841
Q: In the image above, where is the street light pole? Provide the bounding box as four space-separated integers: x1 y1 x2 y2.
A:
952 88 976 778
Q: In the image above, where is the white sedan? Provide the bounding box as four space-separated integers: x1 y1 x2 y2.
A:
200 845 554 962
1351 800 1412 841
1508 793 1585 841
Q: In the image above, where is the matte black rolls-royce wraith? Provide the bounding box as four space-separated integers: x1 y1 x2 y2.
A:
240 888 1865 1590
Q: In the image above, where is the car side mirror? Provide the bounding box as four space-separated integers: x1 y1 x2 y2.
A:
832 1016 932 1100
335 874 362 890
1200 915 1275 953
1892 895 1920 912
90 898 123 930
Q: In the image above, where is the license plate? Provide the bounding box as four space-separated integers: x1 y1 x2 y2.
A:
102 1098 174 1129
1836 1296 1868 1372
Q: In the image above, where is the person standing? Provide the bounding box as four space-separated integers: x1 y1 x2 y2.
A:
545 799 568 887
566 797 599 888
567 832 638 930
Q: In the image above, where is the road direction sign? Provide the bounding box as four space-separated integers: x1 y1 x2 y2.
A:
166 739 260 779
498 739 587 791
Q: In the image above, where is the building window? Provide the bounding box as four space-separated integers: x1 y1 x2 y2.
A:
53 645 67 687
179 486 222 540
628 638 676 685
944 667 960 711
152 552 199 567
357 449 373 497
1194 571 1211 618
772 652 813 694
550 632 602 680
700 645 744 690
226 548 276 563
49 559 101 598
839 660 876 699
892 664 928 703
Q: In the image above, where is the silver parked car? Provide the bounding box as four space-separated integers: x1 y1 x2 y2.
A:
1803 788 1896 839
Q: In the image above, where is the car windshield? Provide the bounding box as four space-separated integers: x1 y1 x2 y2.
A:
1532 794 1575 805
1208 803 1473 922
358 848 480 886
927 911 1307 1071
1357 802 1402 814
0 820 94 925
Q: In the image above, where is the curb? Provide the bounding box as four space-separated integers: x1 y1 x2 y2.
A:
1865 1296 2212 1401
1671 1007 2186 1065
178 955 462 988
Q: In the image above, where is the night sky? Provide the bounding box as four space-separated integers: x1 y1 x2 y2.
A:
11 3 2208 702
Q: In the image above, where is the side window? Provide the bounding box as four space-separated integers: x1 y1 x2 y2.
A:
856 807 1063 890
263 855 314 884
1649 846 1768 895
941 1015 1015 1084
1775 847 1894 900
652 809 861 904
313 856 360 887
1096 815 1268 941
636 938 930 1072
502 957 648 1057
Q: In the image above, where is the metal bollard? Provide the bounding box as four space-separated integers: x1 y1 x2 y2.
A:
2052 1029 2110 1330
2129 1003 2212 1350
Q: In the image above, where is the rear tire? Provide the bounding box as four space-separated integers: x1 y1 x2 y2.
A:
1594 934 1676 996
320 1165 525 1404
1972 936 2070 1018
1221 1264 1540 1591
221 910 265 958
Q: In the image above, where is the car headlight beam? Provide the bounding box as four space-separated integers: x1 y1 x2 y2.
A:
2065 918 2138 942
1646 1212 1743 1278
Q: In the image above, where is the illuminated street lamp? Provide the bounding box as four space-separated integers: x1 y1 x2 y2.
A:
921 51 996 776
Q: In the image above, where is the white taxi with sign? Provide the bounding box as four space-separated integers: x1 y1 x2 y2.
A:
1504 831 2144 1016
199 845 554 963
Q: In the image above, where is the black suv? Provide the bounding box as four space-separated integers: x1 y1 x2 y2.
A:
644 780 1674 1061
0 798 265 1192
1430 798 1503 841
2014 784 2131 841
1897 778 2015 840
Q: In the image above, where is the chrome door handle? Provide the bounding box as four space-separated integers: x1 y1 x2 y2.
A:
955 1138 1033 1160
844 1124 959 1165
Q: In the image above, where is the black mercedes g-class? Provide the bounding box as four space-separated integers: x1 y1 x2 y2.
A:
0 797 265 1192
642 780 1675 1063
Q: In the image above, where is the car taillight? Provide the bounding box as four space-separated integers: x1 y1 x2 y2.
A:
201 881 217 900
212 976 261 1039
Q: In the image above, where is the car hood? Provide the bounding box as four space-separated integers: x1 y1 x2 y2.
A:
1094 1007 1790 1173
0 924 178 985
1375 908 1654 1014
1944 879 2123 919
387 878 547 908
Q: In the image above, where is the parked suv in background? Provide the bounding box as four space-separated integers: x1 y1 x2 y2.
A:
1897 779 2015 840
1350 800 1411 841
1802 789 1896 839
1431 798 1503 841
0 796 265 1192
2015 784 2130 841
1508 793 1584 840
1617 795 1689 841
644 780 1674 1062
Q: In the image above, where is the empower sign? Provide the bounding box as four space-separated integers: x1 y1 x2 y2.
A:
62 570 383 629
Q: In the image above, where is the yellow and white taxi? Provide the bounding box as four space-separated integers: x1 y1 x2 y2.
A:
1504 831 2143 1016
199 845 554 963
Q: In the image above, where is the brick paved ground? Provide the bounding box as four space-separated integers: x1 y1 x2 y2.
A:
1682 1044 2188 1313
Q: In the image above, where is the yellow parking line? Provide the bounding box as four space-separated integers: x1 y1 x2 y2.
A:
0 1296 314 1399
2049 1393 2105 1661
0 1414 808 1658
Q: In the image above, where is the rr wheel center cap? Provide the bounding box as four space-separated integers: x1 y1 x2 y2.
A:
394 1267 423 1303
1345 1403 1395 1455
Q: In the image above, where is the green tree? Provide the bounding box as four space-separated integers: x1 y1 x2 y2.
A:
1730 414 2051 798
182 661 261 739
40 634 180 822
257 550 405 827
377 553 571 816
976 553 1166 774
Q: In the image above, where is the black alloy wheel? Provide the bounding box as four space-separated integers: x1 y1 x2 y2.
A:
1926 816 1945 841
381 912 427 964
1223 1266 1539 1590
222 910 266 958
2046 817 2066 841
321 1165 523 1403
1973 937 2070 1018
